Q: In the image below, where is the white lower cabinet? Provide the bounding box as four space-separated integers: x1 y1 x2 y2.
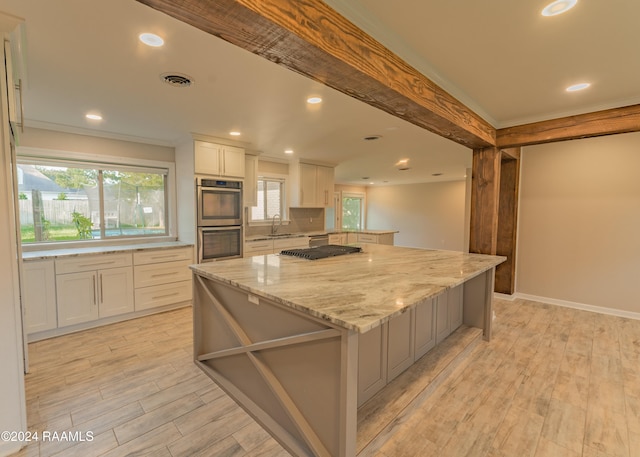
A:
357 285 463 406
357 232 395 245
25 246 193 340
328 233 345 245
23 260 57 333
56 253 134 327
244 237 311 257
133 246 193 311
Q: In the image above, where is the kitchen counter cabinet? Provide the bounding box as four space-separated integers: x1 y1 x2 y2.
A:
357 232 394 245
133 246 193 311
191 244 504 456
244 236 311 257
56 253 134 327
24 243 193 341
22 260 57 334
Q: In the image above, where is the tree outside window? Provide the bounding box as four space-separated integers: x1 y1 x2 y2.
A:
17 161 168 244
342 193 365 230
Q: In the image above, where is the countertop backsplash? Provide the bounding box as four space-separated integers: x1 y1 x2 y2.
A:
245 207 325 237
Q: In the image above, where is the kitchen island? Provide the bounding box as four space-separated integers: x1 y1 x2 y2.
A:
190 244 505 456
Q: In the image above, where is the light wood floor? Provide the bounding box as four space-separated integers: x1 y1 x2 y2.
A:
13 298 640 457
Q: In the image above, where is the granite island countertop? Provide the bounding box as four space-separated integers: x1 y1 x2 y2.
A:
190 244 505 333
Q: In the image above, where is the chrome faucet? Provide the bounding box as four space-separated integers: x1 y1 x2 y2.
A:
271 214 281 235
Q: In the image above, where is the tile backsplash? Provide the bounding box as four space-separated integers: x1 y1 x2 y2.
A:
245 207 325 237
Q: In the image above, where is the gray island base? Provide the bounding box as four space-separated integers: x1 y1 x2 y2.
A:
191 244 505 456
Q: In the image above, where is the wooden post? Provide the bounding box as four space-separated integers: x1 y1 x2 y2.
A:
496 149 520 294
470 147 521 295
469 147 501 255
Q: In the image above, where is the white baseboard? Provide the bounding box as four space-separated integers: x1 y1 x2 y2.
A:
494 292 640 321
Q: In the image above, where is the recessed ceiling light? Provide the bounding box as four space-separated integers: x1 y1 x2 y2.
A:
284 149 294 154
85 113 102 121
229 131 241 136
139 33 164 47
307 97 322 104
541 0 578 17
566 82 590 92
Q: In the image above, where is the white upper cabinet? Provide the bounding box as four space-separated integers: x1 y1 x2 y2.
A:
244 154 258 207
194 141 245 178
290 160 335 208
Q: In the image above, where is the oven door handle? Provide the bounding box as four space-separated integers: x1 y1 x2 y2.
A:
200 226 243 231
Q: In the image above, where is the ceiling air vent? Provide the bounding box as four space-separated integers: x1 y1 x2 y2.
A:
160 73 193 88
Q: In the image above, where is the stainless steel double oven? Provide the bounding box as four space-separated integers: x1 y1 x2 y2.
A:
196 177 243 262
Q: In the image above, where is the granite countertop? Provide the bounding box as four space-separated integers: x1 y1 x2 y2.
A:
190 244 505 333
23 241 193 261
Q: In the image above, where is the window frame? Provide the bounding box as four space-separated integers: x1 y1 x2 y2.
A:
249 173 288 225
341 191 366 230
17 146 177 251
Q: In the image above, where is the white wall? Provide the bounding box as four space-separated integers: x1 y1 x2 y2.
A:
19 127 175 162
366 180 467 251
0 38 26 457
516 132 640 315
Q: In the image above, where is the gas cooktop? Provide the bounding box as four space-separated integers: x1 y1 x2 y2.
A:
279 244 362 260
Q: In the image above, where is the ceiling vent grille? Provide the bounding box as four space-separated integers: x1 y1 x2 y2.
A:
160 73 193 88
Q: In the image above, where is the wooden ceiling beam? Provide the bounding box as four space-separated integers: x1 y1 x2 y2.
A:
135 0 496 149
496 104 640 148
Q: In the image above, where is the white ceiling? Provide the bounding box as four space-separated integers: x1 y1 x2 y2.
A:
1 0 637 186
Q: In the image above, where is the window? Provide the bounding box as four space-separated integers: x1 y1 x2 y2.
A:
17 159 168 244
342 193 365 230
251 177 285 221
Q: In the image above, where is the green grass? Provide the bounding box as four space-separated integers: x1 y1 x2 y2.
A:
21 225 81 243
20 224 167 243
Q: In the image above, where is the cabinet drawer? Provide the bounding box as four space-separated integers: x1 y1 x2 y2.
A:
244 240 274 255
328 234 342 244
56 253 132 274
134 259 192 288
135 280 192 311
134 247 193 265
358 234 378 244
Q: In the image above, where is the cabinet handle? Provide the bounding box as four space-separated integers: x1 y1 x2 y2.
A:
150 254 181 260
100 274 104 304
92 276 97 305
79 260 116 268
151 272 177 278
151 292 180 300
